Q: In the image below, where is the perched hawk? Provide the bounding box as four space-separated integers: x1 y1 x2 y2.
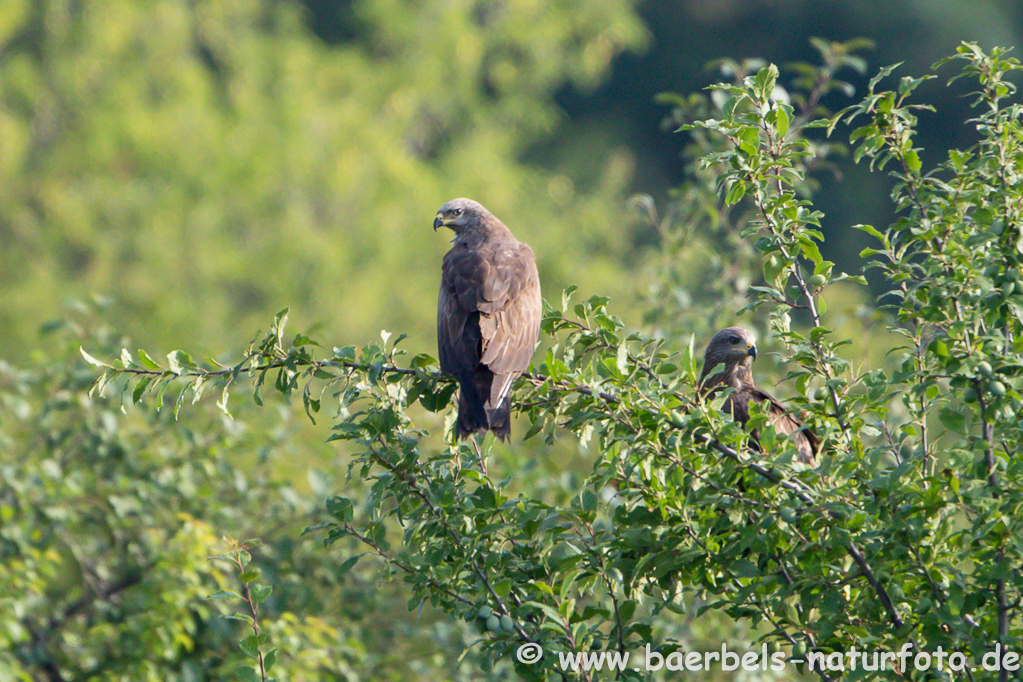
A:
698 327 818 466
434 198 541 441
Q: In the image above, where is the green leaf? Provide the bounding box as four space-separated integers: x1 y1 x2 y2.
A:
132 376 152 404
137 349 162 370
239 569 261 583
616 343 629 375
250 584 272 605
774 102 791 137
903 149 921 175
234 666 259 682
217 385 232 419
813 260 834 277
929 339 949 359
337 555 361 579
167 350 196 375
223 614 254 623
938 408 966 434
80 347 111 368
239 635 260 659
208 590 242 601
326 496 354 522
868 61 903 90
272 307 290 337
524 600 568 628
561 285 578 312
725 180 746 206
751 64 779 101
853 223 888 244
799 239 824 266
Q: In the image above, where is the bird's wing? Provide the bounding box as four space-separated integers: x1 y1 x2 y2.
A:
748 386 818 465
720 387 751 425
478 244 541 369
477 243 541 407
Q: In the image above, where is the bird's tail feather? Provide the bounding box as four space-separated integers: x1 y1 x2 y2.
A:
455 373 514 441
456 376 489 439
485 395 512 441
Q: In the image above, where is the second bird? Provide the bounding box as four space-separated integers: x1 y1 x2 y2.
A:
698 327 818 466
434 198 541 441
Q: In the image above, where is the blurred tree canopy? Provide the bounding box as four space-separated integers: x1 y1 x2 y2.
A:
4 0 1021 362
0 0 646 358
3 0 1018 366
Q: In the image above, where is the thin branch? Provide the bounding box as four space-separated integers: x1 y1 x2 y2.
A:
343 523 475 608
686 528 836 682
49 567 146 630
846 542 905 630
235 554 268 682
364 441 536 643
16 566 149 682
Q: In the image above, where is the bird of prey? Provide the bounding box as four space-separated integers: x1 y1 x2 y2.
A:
698 327 818 466
434 198 541 442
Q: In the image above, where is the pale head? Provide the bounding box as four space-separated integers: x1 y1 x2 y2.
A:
433 198 491 234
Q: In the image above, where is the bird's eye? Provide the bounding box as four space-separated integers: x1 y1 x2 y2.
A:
452 208 463 216
729 336 740 344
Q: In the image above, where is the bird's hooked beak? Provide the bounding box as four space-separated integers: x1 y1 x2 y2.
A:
433 213 445 231
747 343 757 360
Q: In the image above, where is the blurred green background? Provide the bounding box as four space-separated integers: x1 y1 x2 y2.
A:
3 0 1020 361
1 1 1020 679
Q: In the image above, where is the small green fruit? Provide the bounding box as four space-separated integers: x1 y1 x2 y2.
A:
477 606 492 619
976 361 993 377
808 274 827 289
500 615 514 632
764 254 783 282
813 387 828 401
990 381 1007 397
486 615 500 632
780 507 798 524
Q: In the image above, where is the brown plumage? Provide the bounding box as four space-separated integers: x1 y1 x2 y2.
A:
698 327 818 466
435 198 541 440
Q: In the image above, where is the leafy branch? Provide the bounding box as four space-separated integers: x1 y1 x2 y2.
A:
209 539 278 682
